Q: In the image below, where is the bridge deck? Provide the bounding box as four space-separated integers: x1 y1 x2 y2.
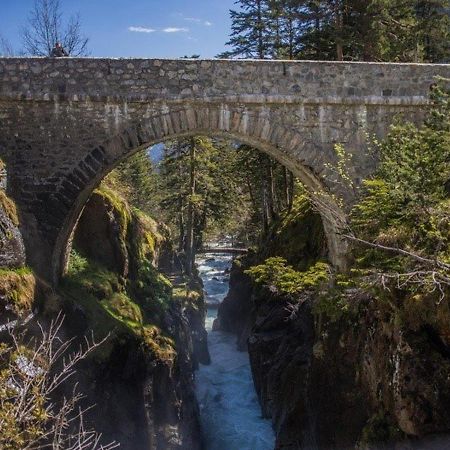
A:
199 248 248 254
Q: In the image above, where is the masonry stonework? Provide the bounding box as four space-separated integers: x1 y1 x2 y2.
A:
0 58 448 282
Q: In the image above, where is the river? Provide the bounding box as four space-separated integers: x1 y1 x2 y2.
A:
195 252 275 450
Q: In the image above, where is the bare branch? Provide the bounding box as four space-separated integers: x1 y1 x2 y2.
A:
0 314 116 449
342 232 450 272
22 0 89 56
0 33 14 56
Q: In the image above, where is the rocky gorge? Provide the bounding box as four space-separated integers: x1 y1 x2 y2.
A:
0 164 207 449
216 197 450 449
2 151 450 450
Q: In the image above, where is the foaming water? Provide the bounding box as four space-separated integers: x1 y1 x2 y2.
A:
195 253 275 450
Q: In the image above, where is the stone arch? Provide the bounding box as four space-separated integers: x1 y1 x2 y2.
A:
53 103 349 283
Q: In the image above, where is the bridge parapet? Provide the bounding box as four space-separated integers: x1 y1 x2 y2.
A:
0 58 448 105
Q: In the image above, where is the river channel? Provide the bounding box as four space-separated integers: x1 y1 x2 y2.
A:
195 252 274 450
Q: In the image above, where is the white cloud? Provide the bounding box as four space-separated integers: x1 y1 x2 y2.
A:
163 27 189 33
128 26 155 33
181 15 213 27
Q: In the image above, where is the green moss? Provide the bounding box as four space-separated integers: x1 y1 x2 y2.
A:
141 325 176 362
65 193 180 364
64 248 175 362
66 251 122 300
260 194 326 270
101 292 143 328
127 209 163 274
94 187 132 261
172 280 203 311
245 257 330 296
96 186 131 230
0 190 19 226
0 267 36 314
0 267 32 277
129 261 172 321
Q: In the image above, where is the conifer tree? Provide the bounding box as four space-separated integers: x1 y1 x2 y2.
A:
219 0 272 58
223 0 450 62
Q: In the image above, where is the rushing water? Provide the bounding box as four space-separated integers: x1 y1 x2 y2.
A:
195 252 275 450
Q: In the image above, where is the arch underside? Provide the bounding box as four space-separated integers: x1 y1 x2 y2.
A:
52 103 351 282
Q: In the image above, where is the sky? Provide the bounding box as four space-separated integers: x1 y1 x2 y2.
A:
0 0 237 58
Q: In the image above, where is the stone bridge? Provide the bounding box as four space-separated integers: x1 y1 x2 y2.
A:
0 57 448 283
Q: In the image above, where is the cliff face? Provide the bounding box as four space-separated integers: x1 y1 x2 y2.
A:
0 161 25 269
0 164 35 328
0 184 206 450
217 198 450 449
59 187 206 449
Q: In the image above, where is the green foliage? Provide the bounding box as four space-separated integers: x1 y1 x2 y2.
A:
313 292 354 323
352 87 450 264
231 144 297 241
223 0 450 62
346 86 450 335
105 150 158 216
245 257 330 295
66 249 89 275
218 0 272 59
157 136 252 251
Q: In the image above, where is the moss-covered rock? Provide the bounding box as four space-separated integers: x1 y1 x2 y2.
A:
73 187 131 276
0 267 36 316
58 185 205 449
0 184 25 268
259 194 327 270
219 189 450 449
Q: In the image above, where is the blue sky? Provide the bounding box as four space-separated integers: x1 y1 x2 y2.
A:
1 0 237 58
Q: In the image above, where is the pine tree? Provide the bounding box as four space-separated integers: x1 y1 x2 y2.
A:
219 0 272 58
158 137 242 271
415 0 450 62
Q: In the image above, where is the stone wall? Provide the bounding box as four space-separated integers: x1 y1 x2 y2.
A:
0 58 448 282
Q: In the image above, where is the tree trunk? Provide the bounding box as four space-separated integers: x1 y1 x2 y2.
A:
257 0 265 58
283 166 290 209
196 192 208 251
267 160 277 221
335 1 344 61
178 196 185 253
185 138 196 275
177 155 185 253
288 171 294 211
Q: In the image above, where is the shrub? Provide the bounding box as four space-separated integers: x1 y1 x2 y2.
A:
245 257 330 295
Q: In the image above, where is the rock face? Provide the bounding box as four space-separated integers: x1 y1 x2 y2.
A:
219 260 450 449
216 257 255 351
0 190 25 268
62 293 203 450
73 189 131 276
56 188 205 449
